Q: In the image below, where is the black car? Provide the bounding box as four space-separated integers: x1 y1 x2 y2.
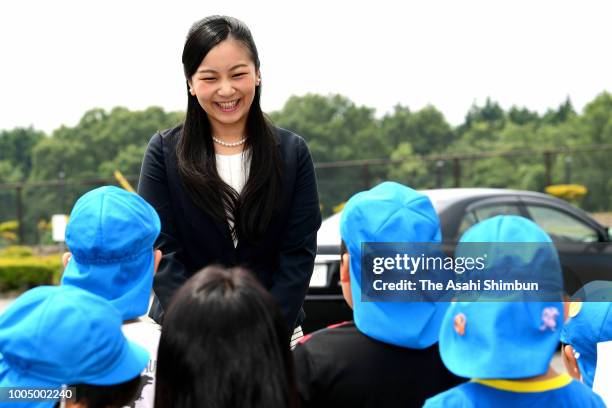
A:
302 188 612 333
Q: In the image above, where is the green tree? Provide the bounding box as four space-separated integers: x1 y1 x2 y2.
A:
459 98 506 134
269 94 385 214
21 106 184 243
570 92 612 211
508 106 540 126
386 142 430 188
0 127 45 180
542 97 576 125
381 105 454 156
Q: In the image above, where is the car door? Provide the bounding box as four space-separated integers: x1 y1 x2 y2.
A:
519 197 612 296
452 195 525 240
440 194 525 265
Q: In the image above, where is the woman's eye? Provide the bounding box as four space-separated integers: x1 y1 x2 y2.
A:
202 78 216 82
233 73 247 78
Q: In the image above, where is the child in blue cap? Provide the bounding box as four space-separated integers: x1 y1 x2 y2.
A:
424 215 605 407
0 285 149 407
60 186 162 408
561 280 612 401
293 182 462 408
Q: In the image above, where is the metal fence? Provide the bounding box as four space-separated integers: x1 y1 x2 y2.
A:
1 144 611 244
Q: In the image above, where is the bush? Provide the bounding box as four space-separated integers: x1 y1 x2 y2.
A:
0 245 34 258
0 256 62 292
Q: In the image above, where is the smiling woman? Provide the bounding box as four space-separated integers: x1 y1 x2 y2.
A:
188 40 260 142
137 16 321 344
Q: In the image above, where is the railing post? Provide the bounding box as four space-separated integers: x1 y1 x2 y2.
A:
362 163 371 189
16 185 24 244
543 152 552 186
453 158 461 187
435 160 444 188
564 156 572 184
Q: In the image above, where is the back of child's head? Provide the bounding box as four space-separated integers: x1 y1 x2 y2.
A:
0 285 149 407
339 181 449 349
61 185 161 320
155 266 298 408
438 215 565 379
561 280 612 388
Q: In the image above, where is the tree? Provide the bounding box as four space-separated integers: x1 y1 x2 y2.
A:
459 98 506 134
21 106 184 243
379 104 412 150
508 106 540 126
542 97 576 125
387 142 430 188
0 127 45 181
269 94 385 214
570 92 612 211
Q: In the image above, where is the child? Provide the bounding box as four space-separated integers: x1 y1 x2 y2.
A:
561 280 611 401
60 185 162 408
155 266 299 408
0 285 148 408
424 215 605 407
293 182 462 407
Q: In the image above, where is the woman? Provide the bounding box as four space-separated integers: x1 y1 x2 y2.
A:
138 15 321 338
154 266 299 408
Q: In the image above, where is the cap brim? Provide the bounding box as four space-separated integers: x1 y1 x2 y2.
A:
81 338 149 385
62 251 154 321
0 359 59 408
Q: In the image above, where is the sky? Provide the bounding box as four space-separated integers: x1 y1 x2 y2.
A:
1 0 611 134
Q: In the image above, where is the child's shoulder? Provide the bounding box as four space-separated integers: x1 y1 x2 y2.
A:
423 382 476 408
294 320 356 349
560 379 607 407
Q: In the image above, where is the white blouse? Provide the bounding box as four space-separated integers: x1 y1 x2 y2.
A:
216 150 251 246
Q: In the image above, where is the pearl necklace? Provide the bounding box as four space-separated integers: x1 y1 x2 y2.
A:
212 136 247 147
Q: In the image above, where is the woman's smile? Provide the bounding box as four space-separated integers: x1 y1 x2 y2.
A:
215 99 241 112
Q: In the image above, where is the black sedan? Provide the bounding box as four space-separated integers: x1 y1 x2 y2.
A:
302 188 612 333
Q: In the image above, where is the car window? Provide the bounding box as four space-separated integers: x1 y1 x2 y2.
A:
458 204 522 238
525 205 599 243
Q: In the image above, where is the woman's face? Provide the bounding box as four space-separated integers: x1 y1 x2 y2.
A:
188 38 260 136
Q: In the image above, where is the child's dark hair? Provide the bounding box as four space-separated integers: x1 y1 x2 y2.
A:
54 376 142 408
155 265 299 408
340 239 348 263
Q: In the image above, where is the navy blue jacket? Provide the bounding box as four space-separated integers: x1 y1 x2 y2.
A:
138 125 321 333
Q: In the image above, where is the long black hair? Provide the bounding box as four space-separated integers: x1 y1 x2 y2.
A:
178 16 282 244
155 266 299 408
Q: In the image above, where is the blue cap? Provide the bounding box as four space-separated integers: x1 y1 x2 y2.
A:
561 281 612 388
0 286 149 406
439 215 564 379
340 181 449 348
61 186 161 320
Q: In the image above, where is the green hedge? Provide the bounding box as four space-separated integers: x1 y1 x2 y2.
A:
0 256 62 292
0 245 34 258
